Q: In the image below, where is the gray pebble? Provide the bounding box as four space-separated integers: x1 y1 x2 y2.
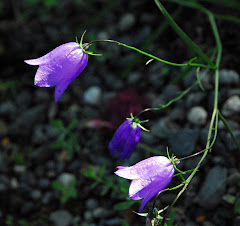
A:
50 210 73 226
187 106 208 125
119 13 136 31
86 198 99 210
83 86 102 105
194 166 227 209
58 172 75 187
168 129 199 157
222 95 240 116
219 69 239 85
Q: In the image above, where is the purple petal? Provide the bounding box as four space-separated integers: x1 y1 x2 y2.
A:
115 156 173 179
118 125 141 160
54 79 72 102
109 120 132 155
34 47 88 89
24 42 79 65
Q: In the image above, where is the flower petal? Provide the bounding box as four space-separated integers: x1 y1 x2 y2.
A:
54 79 72 102
24 42 79 65
109 120 132 155
115 156 173 179
34 47 88 89
118 125 141 160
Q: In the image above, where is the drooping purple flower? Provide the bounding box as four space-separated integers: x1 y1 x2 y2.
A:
24 42 88 102
109 119 141 160
115 156 175 212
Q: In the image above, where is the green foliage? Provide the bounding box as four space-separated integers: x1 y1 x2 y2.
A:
5 217 29 226
81 165 139 210
234 198 240 214
52 178 77 203
0 80 19 96
24 0 59 9
5 216 13 226
51 119 80 158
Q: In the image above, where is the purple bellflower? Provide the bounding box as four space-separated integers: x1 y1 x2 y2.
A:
25 42 88 102
109 117 141 160
115 156 175 212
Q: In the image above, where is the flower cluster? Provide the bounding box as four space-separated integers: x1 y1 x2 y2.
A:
25 39 175 213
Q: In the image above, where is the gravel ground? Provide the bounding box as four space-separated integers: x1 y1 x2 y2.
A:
0 0 240 225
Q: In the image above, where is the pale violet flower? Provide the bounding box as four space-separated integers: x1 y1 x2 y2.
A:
25 42 88 102
115 156 175 212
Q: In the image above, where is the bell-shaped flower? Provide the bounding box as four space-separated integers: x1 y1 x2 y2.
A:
109 118 141 160
24 42 88 102
115 156 175 212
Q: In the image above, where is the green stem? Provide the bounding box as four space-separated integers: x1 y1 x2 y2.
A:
160 11 222 226
154 0 216 68
86 39 216 69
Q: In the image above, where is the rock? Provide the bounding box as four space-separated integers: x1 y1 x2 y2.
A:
86 199 99 210
187 106 208 126
13 165 26 175
58 173 75 187
0 101 17 120
21 202 35 215
42 191 54 204
167 129 199 157
83 86 102 105
194 166 227 209
16 90 32 109
38 178 50 189
49 210 73 226
222 95 240 116
186 92 206 108
152 118 179 140
30 189 42 200
219 69 239 85
119 13 136 31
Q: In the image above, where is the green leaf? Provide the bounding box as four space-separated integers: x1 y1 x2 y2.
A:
67 119 78 130
234 198 240 214
114 200 137 210
52 180 64 191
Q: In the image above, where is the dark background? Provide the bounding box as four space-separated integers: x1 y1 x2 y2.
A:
0 0 240 225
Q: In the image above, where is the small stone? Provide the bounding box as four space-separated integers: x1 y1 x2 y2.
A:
187 106 208 126
86 199 99 210
83 86 102 105
38 178 50 189
167 129 199 157
222 95 240 116
119 13 136 31
21 202 34 215
194 166 227 209
58 173 75 187
50 210 73 226
13 165 26 175
10 178 19 189
30 189 42 200
219 69 239 85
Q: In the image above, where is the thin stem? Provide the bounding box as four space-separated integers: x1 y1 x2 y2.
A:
85 40 216 69
154 0 216 68
160 11 222 226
